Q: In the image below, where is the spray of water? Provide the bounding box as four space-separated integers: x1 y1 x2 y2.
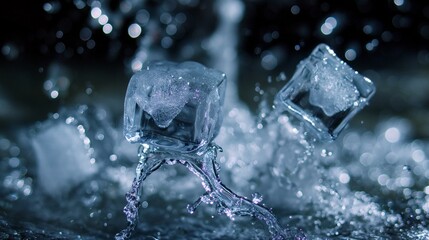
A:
116 142 306 240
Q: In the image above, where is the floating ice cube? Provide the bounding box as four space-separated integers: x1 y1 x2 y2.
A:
124 61 226 153
275 44 375 141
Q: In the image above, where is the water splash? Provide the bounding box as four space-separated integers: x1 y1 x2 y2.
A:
116 143 306 239
115 144 162 240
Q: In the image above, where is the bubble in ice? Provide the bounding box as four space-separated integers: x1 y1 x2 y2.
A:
275 44 376 140
124 61 226 153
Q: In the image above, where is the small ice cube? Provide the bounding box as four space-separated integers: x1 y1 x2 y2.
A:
275 44 375 141
124 61 226 153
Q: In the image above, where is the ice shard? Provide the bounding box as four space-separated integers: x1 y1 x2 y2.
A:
275 44 376 141
124 61 226 153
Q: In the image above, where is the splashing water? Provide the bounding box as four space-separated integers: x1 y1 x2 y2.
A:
116 143 306 240
115 144 160 240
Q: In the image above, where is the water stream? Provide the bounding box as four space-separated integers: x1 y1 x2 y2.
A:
116 142 306 239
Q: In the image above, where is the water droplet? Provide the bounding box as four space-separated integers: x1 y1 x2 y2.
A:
8 157 20 168
345 49 357 61
91 7 102 19
80 28 92 41
261 52 277 70
128 23 142 38
1 43 19 60
321 16 337 35
161 37 173 48
109 154 117 162
98 14 109 25
291 5 300 15
385 127 401 143
102 24 112 34
252 192 263 204
394 0 404 7
339 173 350 184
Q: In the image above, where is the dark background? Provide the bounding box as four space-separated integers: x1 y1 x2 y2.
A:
1 0 429 136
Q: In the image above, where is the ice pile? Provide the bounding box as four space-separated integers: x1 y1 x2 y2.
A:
275 44 376 140
124 61 226 153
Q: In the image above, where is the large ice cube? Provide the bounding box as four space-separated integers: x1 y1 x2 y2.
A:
275 44 375 141
124 61 226 153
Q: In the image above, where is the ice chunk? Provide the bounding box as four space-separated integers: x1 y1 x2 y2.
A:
30 105 113 197
275 44 376 141
124 61 226 153
31 122 97 197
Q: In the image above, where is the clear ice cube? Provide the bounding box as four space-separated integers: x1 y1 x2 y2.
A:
275 44 376 141
124 61 226 153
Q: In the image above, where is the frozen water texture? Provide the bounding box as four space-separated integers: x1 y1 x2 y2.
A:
124 61 226 153
275 44 375 140
309 65 359 116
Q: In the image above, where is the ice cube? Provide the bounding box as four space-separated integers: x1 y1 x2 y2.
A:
30 105 114 197
31 122 97 197
275 44 375 141
124 61 226 153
